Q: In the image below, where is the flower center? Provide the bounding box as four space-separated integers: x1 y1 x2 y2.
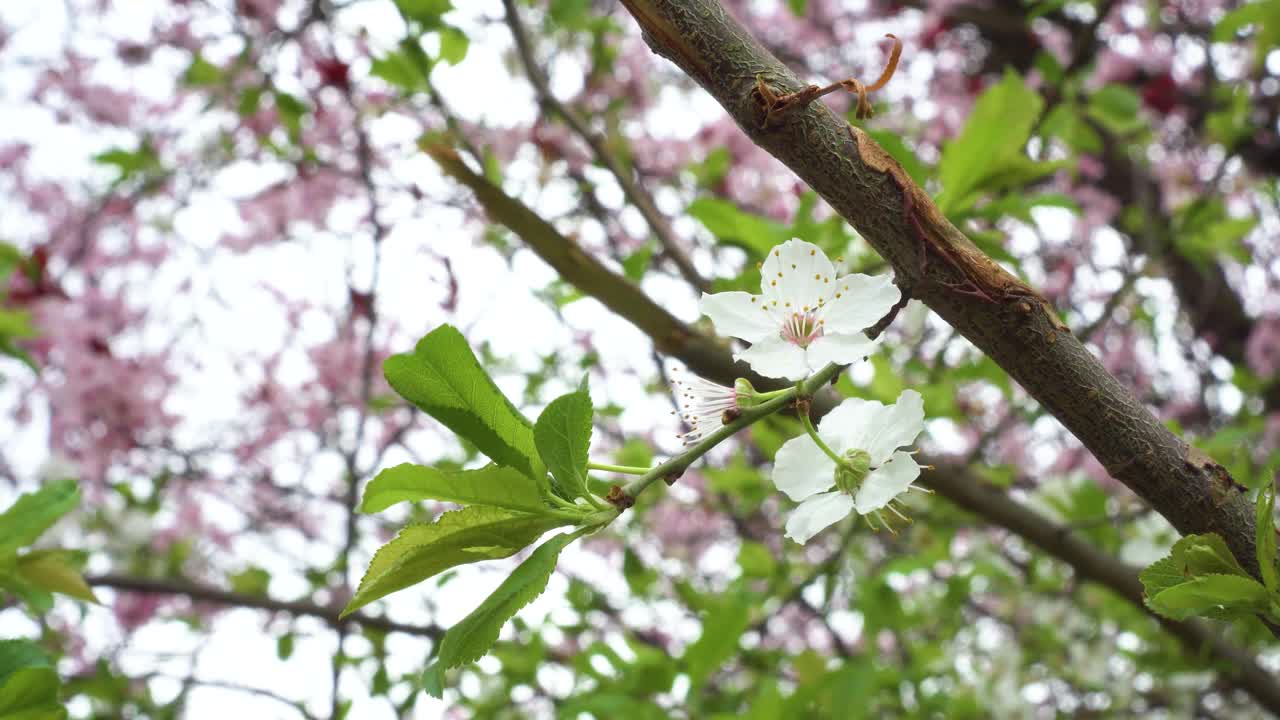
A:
834 449 871 495
781 310 823 348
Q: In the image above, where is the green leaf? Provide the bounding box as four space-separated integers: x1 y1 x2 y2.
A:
621 245 655 281
689 147 731 188
549 0 591 24
91 143 161 184
1147 574 1270 621
0 641 63 720
1041 104 1102 154
937 69 1043 215
746 680 786 720
273 91 308 138
1175 533 1251 577
182 53 223 86
0 480 78 558
684 594 751 689
361 463 551 515
0 308 36 340
533 391 593 501
438 26 469 65
1033 49 1064 87
864 130 930 185
1139 555 1183 602
423 528 585 697
1174 199 1255 266
421 663 445 699
0 242 23 280
1258 483 1278 593
1087 84 1145 134
394 0 451 27
1140 532 1254 610
687 197 788 258
622 547 657 595
1214 0 1280 68
369 50 427 92
237 86 264 116
966 158 1071 200
15 550 98 603
0 337 38 372
383 325 544 480
277 632 295 661
0 667 64 720
0 641 51 689
341 505 568 617
1206 85 1253 147
228 566 271 597
737 541 775 578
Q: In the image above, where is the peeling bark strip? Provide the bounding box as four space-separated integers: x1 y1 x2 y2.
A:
616 0 1261 578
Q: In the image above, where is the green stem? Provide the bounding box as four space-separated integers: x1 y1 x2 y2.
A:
548 493 579 511
587 461 651 475
620 364 842 503
800 412 844 467
753 387 790 401
582 492 610 511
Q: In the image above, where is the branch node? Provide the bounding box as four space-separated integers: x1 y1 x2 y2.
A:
753 34 903 127
867 280 913 339
606 484 637 509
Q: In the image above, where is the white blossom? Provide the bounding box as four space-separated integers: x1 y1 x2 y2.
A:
699 238 900 380
772 390 926 543
670 370 750 444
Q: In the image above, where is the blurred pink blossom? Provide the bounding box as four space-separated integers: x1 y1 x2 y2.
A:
1246 316 1280 379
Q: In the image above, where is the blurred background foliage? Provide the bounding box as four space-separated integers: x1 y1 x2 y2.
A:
1 0 1280 717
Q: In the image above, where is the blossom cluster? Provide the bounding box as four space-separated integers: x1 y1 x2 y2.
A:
674 239 926 543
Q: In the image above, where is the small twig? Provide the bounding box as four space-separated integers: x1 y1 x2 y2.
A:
1079 262 1144 341
756 34 902 126
501 0 708 292
866 280 912 340
85 573 441 638
1062 506 1153 533
614 363 843 506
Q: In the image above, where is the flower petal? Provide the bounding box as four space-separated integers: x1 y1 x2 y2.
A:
735 336 809 380
815 396 880 456
854 451 920 514
820 273 901 334
785 491 855 544
772 434 837 501
859 389 925 463
699 291 776 342
760 238 835 311
819 390 924 462
804 332 883 372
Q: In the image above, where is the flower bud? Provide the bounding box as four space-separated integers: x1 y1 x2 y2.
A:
834 448 872 495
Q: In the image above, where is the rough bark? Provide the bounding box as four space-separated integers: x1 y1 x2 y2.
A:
615 0 1261 582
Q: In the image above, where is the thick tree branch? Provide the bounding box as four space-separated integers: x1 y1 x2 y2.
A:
86 573 441 638
614 0 1263 586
